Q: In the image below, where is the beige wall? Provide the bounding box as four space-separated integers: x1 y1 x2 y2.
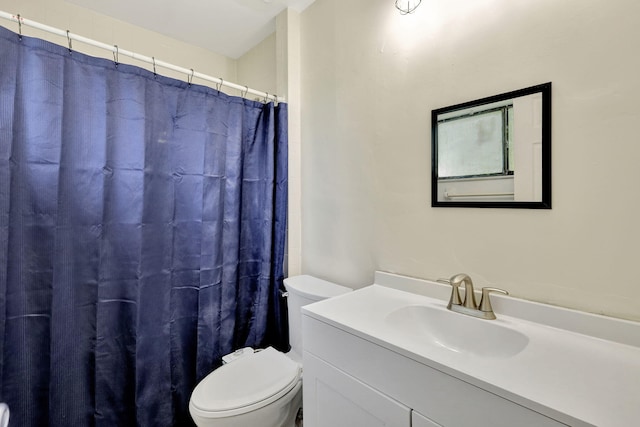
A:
276 10 303 278
237 33 277 99
299 0 640 321
0 0 237 85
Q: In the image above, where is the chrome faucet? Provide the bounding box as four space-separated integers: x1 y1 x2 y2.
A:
443 273 508 320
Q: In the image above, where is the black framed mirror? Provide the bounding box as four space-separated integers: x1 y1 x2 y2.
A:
431 83 551 209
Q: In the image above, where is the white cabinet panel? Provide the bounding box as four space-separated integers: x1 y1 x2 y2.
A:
304 352 411 427
412 411 443 427
303 316 567 427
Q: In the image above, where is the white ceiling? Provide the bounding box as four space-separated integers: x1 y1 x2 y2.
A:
66 0 316 59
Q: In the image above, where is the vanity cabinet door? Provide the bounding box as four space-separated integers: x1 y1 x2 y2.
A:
412 411 443 427
303 352 411 427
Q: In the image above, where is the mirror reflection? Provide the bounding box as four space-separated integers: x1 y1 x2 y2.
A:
431 83 551 209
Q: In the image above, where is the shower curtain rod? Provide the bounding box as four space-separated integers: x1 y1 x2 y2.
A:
0 10 285 103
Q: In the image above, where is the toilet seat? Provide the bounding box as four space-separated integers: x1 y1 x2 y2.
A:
189 347 302 419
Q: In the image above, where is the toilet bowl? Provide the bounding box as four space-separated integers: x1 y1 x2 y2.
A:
189 347 302 427
189 275 352 427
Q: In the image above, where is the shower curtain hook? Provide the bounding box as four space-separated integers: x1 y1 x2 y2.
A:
216 78 223 94
242 86 249 98
66 30 72 53
188 69 194 86
263 92 269 103
16 14 22 40
113 45 119 68
152 56 157 76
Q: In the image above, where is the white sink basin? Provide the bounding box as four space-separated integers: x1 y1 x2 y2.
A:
385 304 529 358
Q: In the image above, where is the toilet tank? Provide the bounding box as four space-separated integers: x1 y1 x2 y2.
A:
284 275 352 358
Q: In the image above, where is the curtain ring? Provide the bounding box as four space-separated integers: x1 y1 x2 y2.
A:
152 56 157 76
242 86 249 98
188 69 194 86
16 14 22 40
216 78 223 94
66 30 72 54
113 45 119 67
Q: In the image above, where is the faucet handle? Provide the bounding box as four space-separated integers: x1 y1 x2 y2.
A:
443 279 462 309
479 287 509 318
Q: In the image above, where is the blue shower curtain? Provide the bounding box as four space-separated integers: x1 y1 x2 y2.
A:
0 25 288 426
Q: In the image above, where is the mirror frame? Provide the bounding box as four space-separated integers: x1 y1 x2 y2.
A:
431 82 552 209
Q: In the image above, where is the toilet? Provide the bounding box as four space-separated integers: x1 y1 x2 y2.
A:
189 275 352 427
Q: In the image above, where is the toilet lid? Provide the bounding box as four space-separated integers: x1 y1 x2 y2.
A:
190 347 301 416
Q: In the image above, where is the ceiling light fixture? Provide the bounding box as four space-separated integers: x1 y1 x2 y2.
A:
395 0 422 15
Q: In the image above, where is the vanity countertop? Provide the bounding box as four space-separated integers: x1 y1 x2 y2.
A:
302 272 640 427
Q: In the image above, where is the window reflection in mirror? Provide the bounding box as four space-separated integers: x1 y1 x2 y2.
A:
431 83 551 209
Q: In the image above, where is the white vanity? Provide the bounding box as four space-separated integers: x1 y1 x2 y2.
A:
301 272 640 427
